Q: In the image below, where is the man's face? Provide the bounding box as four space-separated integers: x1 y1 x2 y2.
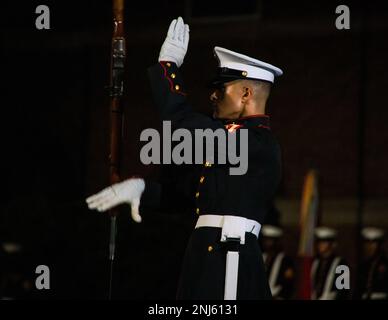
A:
210 81 245 119
262 237 276 253
315 240 334 258
363 241 379 259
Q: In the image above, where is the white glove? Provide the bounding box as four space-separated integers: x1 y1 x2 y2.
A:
86 178 145 223
158 16 190 68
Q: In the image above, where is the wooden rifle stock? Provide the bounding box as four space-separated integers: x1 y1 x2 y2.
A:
109 0 126 202
107 0 126 299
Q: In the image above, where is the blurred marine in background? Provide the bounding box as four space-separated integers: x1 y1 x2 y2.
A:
311 227 349 300
261 225 295 299
355 227 388 300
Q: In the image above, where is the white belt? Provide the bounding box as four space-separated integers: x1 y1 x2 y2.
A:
195 215 261 243
195 214 261 300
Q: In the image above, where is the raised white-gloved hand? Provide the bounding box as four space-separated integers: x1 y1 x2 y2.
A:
86 178 145 223
158 16 190 67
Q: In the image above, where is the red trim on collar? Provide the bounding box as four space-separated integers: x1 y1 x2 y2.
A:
238 114 269 120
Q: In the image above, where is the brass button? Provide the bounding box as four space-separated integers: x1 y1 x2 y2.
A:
175 84 180 91
204 161 212 167
199 176 205 183
242 71 248 77
166 62 171 67
196 208 200 214
195 192 200 198
171 73 176 79
208 246 213 252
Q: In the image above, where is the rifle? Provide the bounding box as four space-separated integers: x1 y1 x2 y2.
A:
107 0 126 300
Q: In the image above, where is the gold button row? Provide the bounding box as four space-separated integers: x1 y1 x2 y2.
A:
199 176 205 183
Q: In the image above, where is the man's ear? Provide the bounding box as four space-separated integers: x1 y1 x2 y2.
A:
241 86 252 102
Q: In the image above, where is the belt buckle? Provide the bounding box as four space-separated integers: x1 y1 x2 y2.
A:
223 236 241 243
220 215 247 245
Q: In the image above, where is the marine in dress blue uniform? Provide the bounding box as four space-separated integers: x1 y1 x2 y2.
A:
261 225 295 299
311 227 349 300
87 17 283 300
146 18 283 300
355 227 388 300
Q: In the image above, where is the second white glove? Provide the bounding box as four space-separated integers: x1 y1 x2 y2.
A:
86 178 145 223
158 16 190 67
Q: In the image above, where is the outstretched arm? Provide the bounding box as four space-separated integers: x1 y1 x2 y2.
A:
86 178 146 222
